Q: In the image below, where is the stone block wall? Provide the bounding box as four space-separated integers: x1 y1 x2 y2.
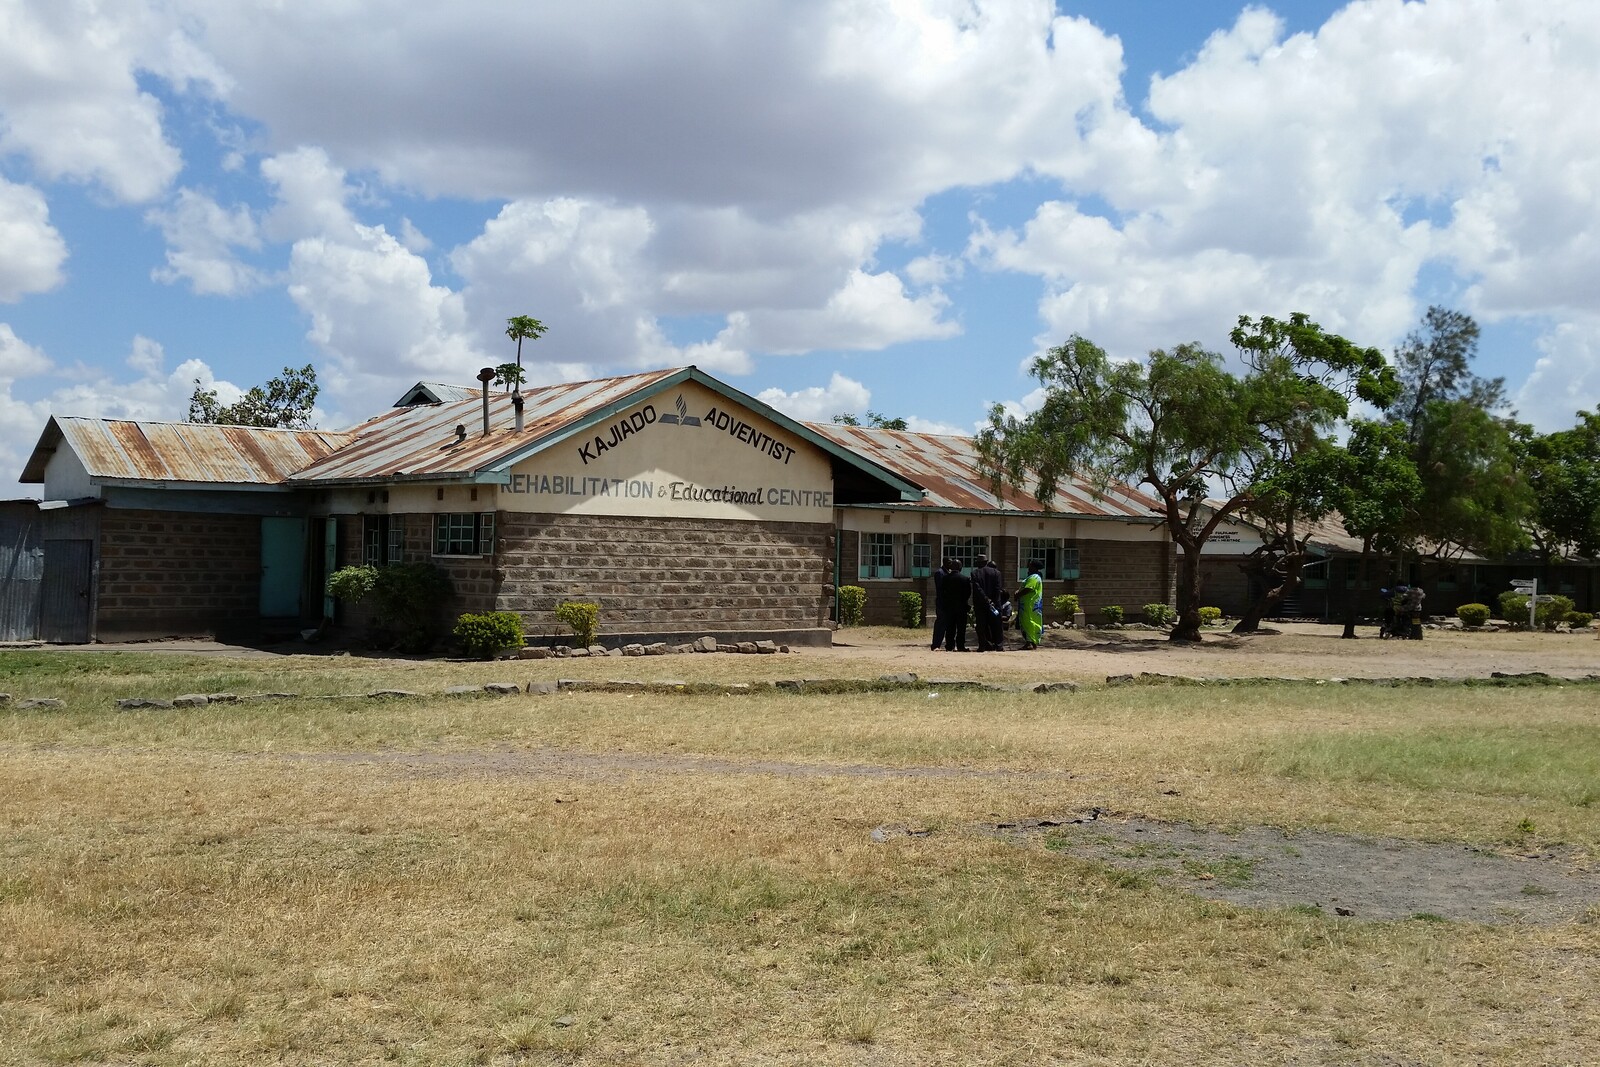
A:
1072 538 1174 616
496 513 834 637
96 509 260 639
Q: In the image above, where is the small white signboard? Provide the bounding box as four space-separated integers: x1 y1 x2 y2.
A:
1509 579 1537 592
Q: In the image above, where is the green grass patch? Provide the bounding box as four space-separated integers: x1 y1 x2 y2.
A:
1265 724 1600 807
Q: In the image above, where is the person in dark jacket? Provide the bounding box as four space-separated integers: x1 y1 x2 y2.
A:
940 560 971 651
971 554 1004 651
929 559 950 651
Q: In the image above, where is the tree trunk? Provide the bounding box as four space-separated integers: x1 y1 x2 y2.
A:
1341 539 1374 638
1233 549 1306 633
1170 542 1204 642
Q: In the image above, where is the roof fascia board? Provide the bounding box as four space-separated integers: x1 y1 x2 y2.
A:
93 477 294 493
842 502 1163 523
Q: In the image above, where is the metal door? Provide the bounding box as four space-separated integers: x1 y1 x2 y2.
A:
0 516 43 641
259 517 307 618
39 539 93 643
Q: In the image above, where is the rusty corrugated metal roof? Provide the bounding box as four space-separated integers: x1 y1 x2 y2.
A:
805 423 1164 518
290 368 683 484
394 381 480 405
21 417 356 486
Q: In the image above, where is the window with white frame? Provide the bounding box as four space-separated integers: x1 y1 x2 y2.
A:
1019 538 1079 580
434 512 494 556
363 516 403 566
943 536 988 572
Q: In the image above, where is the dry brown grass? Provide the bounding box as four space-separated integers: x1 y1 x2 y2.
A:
2 644 1598 1064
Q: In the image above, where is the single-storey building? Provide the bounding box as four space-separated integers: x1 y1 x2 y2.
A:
1198 510 1598 619
16 368 920 645
12 365 1179 644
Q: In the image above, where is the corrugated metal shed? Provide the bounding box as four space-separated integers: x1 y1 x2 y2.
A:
806 423 1164 518
290 369 683 484
20 417 356 487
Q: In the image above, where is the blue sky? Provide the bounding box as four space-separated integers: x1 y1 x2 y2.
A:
3 0 1597 497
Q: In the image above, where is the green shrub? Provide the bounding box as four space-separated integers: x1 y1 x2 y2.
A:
1052 594 1080 619
897 590 923 628
1497 590 1529 622
554 602 600 647
1100 604 1124 624
1198 606 1222 625
1538 594 1575 631
1568 611 1594 629
1456 603 1491 628
453 611 525 659
837 585 867 627
326 562 453 653
1142 603 1176 627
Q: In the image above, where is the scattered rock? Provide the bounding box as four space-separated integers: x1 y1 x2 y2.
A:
754 640 779 654
693 636 719 653
567 647 590 658
621 643 645 657
879 672 918 685
172 694 209 707
1106 674 1135 686
15 698 63 709
779 645 792 654
717 643 737 653
367 689 419 699
445 685 481 695
117 697 172 710
206 693 239 703
256 692 298 700
775 679 805 690
0 694 9 704
525 680 559 695
1031 681 1079 693
736 641 758 654
672 643 695 654
484 683 522 695
586 645 608 657
644 642 670 656
605 647 624 658
552 1015 576 1029
553 645 572 657
519 646 551 660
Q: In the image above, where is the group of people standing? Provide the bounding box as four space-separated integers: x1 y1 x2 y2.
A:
930 556 1046 652
1379 583 1427 639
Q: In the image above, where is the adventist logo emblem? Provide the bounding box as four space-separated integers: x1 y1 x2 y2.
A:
657 394 701 426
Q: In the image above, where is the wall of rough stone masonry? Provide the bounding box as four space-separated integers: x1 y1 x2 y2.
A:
96 509 261 639
331 512 498 638
495 512 834 638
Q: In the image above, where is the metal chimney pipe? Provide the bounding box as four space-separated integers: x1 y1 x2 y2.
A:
512 390 525 432
476 367 496 436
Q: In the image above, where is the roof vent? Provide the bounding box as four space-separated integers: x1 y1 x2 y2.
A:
476 367 496 436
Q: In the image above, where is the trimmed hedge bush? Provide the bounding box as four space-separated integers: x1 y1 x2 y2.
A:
1101 604 1124 624
453 611 525 659
1052 593 1081 619
326 562 453 653
837 585 867 627
1142 603 1176 626
554 602 600 647
1198 606 1222 625
1538 594 1575 631
1456 603 1491 628
1569 611 1594 629
1497 590 1529 622
897 590 923 628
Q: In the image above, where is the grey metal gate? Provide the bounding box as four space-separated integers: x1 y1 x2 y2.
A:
39 538 94 643
0 510 43 641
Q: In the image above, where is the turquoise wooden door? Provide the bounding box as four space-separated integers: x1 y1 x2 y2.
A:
260 517 307 618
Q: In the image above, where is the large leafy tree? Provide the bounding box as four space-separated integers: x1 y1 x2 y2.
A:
1516 411 1600 560
977 315 1392 643
1332 420 1423 638
187 364 319 429
1389 306 1528 557
1223 315 1397 632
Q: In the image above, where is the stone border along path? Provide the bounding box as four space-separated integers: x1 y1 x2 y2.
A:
0 669 1571 709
